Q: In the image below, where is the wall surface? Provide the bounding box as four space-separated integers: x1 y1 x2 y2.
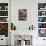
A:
11 0 38 30
11 0 46 46
11 0 46 30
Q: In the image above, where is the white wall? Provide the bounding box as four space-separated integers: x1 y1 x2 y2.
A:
11 0 46 30
11 0 46 46
11 0 38 30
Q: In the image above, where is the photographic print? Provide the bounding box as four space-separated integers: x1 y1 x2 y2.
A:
0 3 8 10
38 17 46 22
0 23 8 37
18 9 27 20
38 11 46 16
0 11 8 16
38 23 46 28
38 3 46 10
0 17 8 22
38 29 46 37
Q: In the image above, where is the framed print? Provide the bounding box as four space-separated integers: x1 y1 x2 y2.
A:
38 29 46 37
18 9 27 20
0 23 8 37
